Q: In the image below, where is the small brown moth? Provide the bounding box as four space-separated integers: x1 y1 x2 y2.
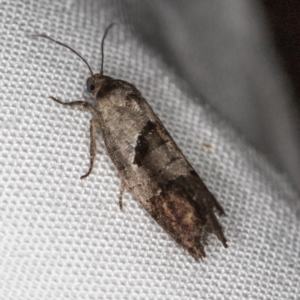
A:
32 24 227 260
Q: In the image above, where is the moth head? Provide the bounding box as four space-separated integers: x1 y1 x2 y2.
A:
31 23 115 95
86 77 96 94
86 74 111 96
86 23 116 97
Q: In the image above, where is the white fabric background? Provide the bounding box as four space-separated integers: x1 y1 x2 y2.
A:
0 1 299 299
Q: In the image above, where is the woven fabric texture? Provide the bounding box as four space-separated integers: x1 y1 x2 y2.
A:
0 1 299 299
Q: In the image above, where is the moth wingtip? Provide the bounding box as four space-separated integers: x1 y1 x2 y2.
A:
193 251 206 262
222 240 228 248
218 233 228 249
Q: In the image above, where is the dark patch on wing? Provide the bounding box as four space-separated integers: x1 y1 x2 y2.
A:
141 120 156 135
190 170 198 177
133 121 157 166
133 135 149 166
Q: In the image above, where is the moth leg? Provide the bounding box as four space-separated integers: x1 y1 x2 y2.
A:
49 96 99 115
49 96 102 179
80 119 102 180
118 182 126 210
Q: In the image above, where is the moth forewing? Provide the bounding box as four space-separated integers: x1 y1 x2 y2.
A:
32 24 227 261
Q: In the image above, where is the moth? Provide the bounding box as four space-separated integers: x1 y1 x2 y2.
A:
32 24 227 260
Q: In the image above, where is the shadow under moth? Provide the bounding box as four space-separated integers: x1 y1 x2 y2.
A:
31 24 227 261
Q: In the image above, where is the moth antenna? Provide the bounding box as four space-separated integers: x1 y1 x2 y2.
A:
100 23 115 75
30 34 94 76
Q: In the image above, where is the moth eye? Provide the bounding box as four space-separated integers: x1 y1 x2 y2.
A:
87 82 95 92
